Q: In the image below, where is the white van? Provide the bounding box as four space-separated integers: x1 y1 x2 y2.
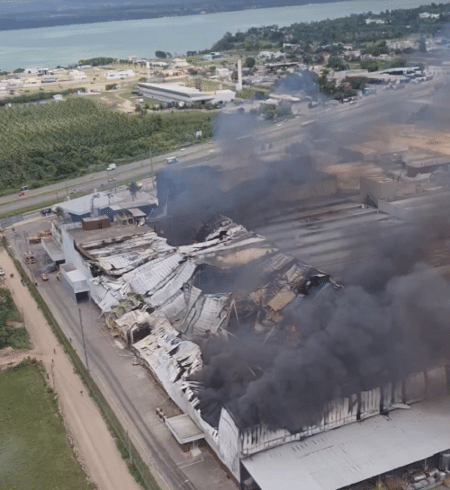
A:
107 164 117 171
166 157 179 165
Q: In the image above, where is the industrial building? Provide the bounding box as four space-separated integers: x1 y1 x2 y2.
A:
138 82 236 106
138 82 215 105
36 148 450 490
39 201 450 490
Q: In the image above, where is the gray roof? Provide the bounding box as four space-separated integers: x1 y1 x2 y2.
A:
59 192 122 216
165 414 204 444
243 394 450 490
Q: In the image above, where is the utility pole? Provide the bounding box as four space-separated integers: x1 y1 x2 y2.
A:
78 308 89 373
23 231 29 255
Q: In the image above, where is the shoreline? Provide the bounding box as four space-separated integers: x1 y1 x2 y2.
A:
0 0 338 32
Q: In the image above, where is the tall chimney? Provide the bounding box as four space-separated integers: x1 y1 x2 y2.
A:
236 59 243 92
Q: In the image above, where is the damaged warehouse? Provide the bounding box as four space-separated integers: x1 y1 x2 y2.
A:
52 207 450 490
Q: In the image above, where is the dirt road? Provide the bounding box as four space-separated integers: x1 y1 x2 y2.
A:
0 248 142 490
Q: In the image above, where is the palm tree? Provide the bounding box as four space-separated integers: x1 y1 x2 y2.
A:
55 206 65 219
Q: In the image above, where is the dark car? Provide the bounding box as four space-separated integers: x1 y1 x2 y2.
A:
40 208 53 216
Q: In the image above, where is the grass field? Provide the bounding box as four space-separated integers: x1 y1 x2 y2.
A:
0 359 94 490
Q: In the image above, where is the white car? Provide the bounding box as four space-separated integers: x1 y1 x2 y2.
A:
0 267 5 277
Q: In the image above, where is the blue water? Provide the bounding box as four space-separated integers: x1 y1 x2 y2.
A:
0 0 440 71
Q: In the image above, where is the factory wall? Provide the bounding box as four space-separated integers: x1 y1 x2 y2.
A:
360 176 397 205
60 227 93 281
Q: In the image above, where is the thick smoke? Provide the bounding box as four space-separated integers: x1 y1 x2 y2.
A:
155 114 322 244
192 218 450 431
165 59 450 431
273 70 321 99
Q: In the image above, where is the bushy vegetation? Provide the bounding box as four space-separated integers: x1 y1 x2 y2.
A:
0 287 30 349
211 4 449 51
0 88 80 107
0 98 216 191
0 359 94 490
78 57 117 66
235 88 269 99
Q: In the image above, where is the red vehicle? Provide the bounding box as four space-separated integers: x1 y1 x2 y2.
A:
18 191 25 197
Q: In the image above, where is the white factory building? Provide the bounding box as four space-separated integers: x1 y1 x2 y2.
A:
138 82 235 106
104 69 135 80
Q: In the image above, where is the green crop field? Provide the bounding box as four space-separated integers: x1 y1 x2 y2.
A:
0 359 94 490
0 97 216 192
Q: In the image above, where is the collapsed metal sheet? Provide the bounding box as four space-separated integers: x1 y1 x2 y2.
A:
89 276 130 312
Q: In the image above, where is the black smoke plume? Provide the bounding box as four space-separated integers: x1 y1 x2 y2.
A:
163 60 450 431
192 218 450 431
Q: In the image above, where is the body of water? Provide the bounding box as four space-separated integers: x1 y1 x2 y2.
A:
0 0 441 71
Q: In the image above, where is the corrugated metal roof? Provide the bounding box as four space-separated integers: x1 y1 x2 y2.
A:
149 260 196 307
133 311 203 384
158 290 189 325
59 192 122 215
124 253 183 295
243 395 450 490
89 277 130 312
179 286 231 336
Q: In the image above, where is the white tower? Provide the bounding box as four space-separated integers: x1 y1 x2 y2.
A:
236 59 243 92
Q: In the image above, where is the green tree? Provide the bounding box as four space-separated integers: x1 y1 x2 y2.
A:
155 51 167 59
360 59 379 72
55 206 65 219
418 37 427 53
245 57 256 68
327 56 348 71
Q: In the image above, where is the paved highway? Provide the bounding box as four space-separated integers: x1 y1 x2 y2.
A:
0 77 439 220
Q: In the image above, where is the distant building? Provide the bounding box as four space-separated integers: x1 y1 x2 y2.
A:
207 89 236 104
419 12 440 19
69 69 87 81
138 82 215 105
216 68 232 81
203 52 224 61
41 75 57 84
57 192 123 222
172 58 190 68
365 18 385 24
24 77 41 86
126 55 138 63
